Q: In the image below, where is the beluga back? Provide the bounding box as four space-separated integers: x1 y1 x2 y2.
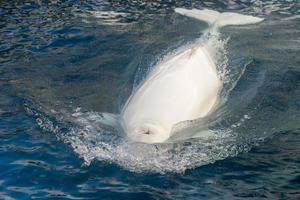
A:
121 8 264 144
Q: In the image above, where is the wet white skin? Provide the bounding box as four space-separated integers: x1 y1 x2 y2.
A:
121 9 263 144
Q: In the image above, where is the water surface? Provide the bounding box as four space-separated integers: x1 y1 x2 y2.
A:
1 0 300 199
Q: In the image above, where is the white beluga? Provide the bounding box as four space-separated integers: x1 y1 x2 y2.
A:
119 8 263 144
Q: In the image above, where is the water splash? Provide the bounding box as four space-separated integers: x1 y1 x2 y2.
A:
57 110 245 173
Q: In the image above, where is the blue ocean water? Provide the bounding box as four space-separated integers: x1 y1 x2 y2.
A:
1 0 300 199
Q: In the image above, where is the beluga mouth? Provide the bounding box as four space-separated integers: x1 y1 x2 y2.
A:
126 123 169 144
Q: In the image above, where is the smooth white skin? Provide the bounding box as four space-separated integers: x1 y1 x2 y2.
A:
121 45 221 143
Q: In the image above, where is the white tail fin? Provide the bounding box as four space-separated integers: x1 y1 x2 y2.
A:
175 8 263 28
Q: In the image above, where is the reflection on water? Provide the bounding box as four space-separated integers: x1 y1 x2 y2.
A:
1 0 300 199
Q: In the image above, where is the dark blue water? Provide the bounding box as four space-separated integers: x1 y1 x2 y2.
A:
1 0 300 199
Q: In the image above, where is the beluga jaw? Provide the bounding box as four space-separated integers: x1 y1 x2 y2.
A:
120 8 263 144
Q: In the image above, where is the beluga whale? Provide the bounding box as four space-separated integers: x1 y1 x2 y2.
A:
119 8 263 144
